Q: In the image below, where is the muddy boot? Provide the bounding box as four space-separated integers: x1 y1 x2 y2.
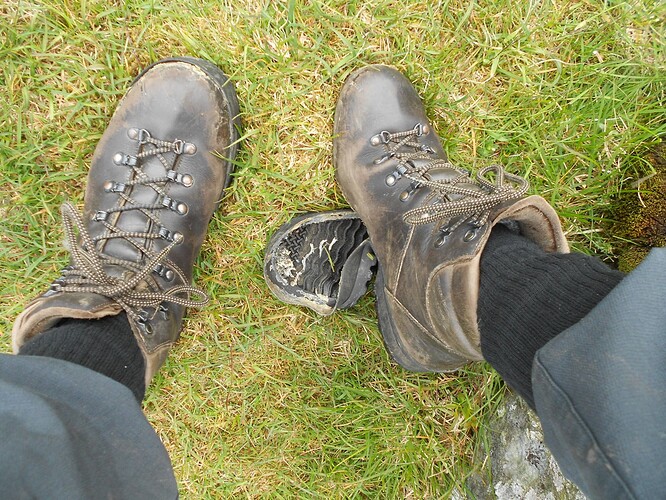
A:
13 57 241 387
334 65 568 371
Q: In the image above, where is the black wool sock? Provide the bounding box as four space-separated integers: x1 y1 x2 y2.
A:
19 313 146 402
478 224 625 409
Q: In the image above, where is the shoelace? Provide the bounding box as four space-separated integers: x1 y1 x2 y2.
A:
53 129 209 326
373 123 529 230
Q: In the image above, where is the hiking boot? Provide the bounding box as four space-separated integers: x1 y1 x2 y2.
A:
334 65 568 371
264 210 376 315
12 57 241 385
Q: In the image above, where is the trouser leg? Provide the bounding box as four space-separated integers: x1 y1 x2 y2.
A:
478 224 624 408
532 248 666 499
5 305 172 497
0 353 177 499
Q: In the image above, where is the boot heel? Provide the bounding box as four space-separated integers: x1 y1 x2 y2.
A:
375 265 466 372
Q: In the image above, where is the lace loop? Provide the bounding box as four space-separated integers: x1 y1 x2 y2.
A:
60 203 208 312
372 124 529 228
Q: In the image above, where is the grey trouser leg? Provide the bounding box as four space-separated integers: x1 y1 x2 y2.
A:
533 248 666 499
0 354 178 499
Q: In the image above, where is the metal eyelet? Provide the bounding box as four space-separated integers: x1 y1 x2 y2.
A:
92 210 108 221
385 163 409 186
158 227 183 243
434 230 450 248
154 264 175 281
103 181 127 193
161 196 188 215
137 128 151 144
175 202 188 215
370 130 392 146
113 152 137 167
158 304 169 320
167 170 194 187
463 228 478 242
399 182 421 202
171 140 196 155
374 152 394 165
172 139 184 154
414 123 430 136
137 310 154 336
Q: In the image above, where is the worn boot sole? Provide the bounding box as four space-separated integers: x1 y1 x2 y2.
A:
264 210 375 315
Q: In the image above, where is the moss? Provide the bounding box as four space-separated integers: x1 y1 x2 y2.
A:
610 143 666 272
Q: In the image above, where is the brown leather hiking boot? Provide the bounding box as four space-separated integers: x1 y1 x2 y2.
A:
12 57 241 386
334 65 568 372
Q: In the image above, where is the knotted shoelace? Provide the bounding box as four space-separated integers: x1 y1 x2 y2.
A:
53 129 209 326
373 124 529 230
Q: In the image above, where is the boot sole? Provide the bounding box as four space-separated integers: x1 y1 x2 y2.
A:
264 210 374 315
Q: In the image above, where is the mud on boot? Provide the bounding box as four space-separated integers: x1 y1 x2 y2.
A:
334 65 568 371
13 57 241 386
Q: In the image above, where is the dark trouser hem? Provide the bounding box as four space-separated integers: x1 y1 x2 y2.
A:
0 354 176 498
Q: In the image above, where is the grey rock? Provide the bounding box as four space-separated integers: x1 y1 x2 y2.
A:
467 393 585 500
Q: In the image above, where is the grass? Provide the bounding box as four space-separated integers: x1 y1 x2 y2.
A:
1 0 664 497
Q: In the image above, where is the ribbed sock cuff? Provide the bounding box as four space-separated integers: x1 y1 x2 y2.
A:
18 313 146 402
478 224 624 408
